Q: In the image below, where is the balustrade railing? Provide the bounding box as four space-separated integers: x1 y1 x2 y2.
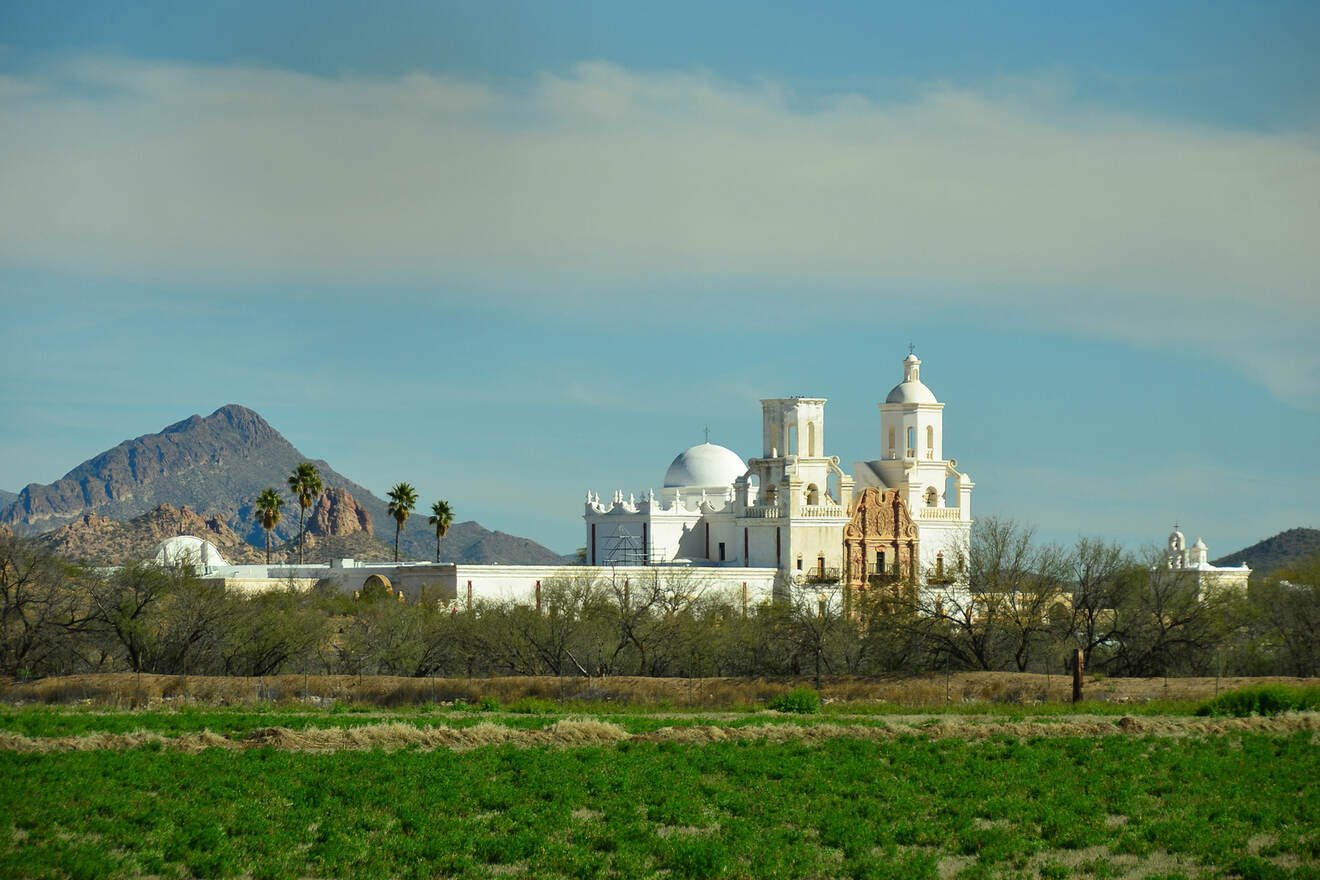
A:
917 507 963 521
799 504 845 518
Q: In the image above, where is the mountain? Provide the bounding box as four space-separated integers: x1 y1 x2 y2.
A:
36 504 266 566
1 404 572 564
1213 527 1320 579
0 489 16 507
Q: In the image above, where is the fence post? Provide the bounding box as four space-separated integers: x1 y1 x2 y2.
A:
1072 648 1084 704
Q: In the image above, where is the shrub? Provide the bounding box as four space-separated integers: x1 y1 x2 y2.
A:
1196 684 1320 717
768 687 820 714
506 696 557 714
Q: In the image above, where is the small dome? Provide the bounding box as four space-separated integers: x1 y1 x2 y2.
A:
664 442 746 488
887 351 938 404
153 535 228 569
885 380 938 404
1192 538 1207 550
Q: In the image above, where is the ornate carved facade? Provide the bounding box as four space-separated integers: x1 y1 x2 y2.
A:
843 488 919 604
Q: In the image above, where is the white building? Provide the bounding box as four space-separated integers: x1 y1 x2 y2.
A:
585 352 975 600
1165 526 1251 593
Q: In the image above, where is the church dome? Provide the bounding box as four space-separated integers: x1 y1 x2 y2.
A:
663 442 746 488
885 380 938 404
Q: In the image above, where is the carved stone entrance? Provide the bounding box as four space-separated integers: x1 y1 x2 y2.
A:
843 488 918 609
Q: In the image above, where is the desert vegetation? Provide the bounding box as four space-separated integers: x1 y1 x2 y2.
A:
3 521 1318 683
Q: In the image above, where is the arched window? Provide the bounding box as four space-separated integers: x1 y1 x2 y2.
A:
888 427 896 456
764 485 777 507
875 549 886 573
906 427 915 457
935 552 945 579
807 422 817 457
925 487 938 507
806 483 820 505
926 425 934 457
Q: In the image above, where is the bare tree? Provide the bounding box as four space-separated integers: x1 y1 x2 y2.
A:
0 534 88 676
1064 537 1130 664
88 560 178 672
917 518 1069 671
1106 549 1233 676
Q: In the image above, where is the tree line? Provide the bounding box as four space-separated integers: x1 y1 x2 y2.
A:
252 463 453 563
1 518 1317 680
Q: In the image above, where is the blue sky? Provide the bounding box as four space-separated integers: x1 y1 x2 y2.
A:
1 2 1317 557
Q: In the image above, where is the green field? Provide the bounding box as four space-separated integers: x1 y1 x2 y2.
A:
2 708 1318 880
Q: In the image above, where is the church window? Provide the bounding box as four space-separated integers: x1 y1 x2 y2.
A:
796 556 803 571
764 485 776 507
926 425 934 457
935 552 945 579
906 427 915 457
718 542 726 562
925 487 937 507
817 556 826 578
876 549 886 573
806 483 820 505
888 427 896 456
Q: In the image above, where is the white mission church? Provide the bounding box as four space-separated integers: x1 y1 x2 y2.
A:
584 352 975 599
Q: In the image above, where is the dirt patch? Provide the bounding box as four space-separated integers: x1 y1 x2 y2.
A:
1 713 1316 753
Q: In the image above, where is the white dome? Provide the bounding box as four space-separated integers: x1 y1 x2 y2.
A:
663 443 746 488
153 535 228 569
885 380 938 404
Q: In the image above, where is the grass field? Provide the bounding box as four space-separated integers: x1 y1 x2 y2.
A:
2 699 1319 879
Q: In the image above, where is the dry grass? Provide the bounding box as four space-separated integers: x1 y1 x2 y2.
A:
5 671 1317 709
2 713 1316 753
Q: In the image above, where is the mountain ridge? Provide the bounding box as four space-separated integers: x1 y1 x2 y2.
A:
1 404 572 565
1213 527 1320 579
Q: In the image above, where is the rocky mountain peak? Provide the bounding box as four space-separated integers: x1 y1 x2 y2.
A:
36 503 261 565
307 487 374 538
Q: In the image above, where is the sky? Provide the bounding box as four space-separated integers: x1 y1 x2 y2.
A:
1 1 1317 558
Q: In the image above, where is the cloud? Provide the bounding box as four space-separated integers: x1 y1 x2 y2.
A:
1 57 1317 403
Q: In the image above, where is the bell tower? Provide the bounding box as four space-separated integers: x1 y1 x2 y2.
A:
854 349 973 587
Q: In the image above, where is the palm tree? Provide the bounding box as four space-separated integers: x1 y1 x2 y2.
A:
428 499 454 563
253 487 285 564
386 482 418 563
287 462 323 564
